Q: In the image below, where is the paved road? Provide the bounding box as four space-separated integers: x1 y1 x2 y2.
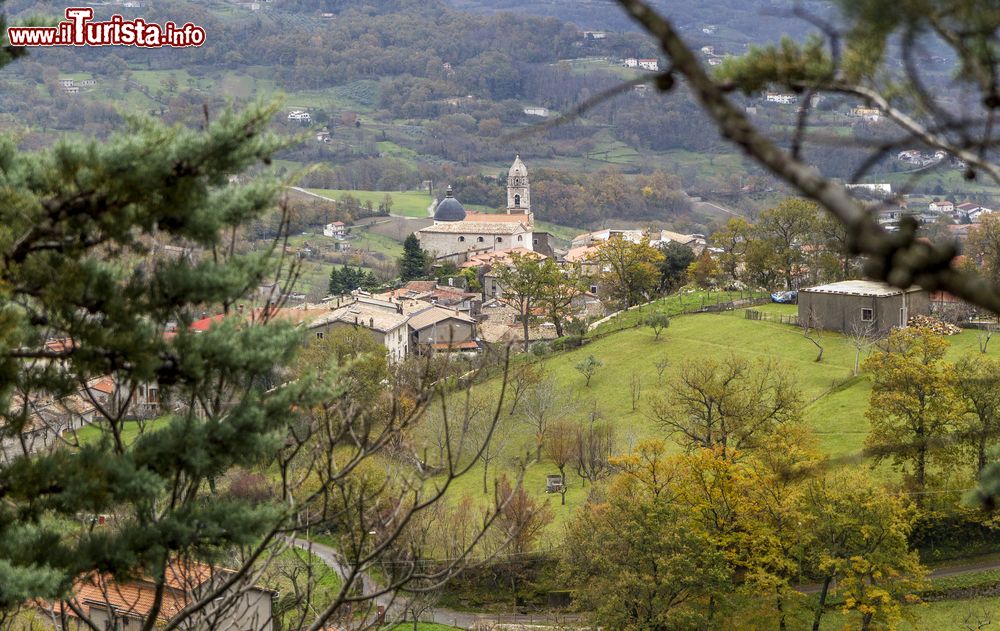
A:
294 535 1000 627
793 556 1000 594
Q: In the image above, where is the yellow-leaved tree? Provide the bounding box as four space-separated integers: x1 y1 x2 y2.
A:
801 470 925 631
864 327 963 500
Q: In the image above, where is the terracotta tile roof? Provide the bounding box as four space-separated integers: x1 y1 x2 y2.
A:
460 248 543 268
46 568 197 622
399 280 437 293
429 341 480 350
89 377 115 395
45 338 76 353
564 245 600 263
462 211 532 223
317 301 409 333
189 313 227 332
263 306 331 326
419 221 527 235
406 305 476 331
7 392 96 435
42 561 268 623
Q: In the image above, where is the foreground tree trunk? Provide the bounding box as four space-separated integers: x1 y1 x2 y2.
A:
811 576 832 631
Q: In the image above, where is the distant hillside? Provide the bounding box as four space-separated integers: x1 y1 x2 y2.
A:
446 0 834 43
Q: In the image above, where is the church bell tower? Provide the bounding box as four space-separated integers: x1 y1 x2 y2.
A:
506 155 531 220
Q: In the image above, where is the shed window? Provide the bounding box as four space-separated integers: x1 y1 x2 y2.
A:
860 308 874 322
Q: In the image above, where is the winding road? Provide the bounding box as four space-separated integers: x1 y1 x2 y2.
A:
292 536 1000 629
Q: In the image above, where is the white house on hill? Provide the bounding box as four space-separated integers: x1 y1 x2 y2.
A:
323 221 347 239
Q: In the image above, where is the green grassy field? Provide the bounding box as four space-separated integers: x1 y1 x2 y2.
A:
76 419 165 446
534 220 581 243
586 140 641 165
351 228 407 258
305 189 433 218
559 56 642 80
420 299 993 542
822 596 1000 630
869 166 1000 195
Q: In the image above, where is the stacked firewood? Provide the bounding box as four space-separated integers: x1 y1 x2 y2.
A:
907 314 962 335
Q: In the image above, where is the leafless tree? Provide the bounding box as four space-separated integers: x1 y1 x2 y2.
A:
963 609 993 631
53 342 526 631
519 375 573 461
629 371 642 411
978 321 997 354
399 588 441 631
846 320 878 376
653 356 670 386
574 404 616 485
468 392 515 495
544 419 577 506
802 306 825 363
507 361 542 416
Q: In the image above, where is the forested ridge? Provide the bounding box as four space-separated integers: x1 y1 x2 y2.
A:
0 0 983 233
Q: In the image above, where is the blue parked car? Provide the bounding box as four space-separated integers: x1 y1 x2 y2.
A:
770 290 798 304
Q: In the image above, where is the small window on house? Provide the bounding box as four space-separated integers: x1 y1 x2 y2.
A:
459 236 465 242
497 237 503 243
518 235 523 242
316 331 324 340
590 285 598 294
477 236 484 243
861 308 874 322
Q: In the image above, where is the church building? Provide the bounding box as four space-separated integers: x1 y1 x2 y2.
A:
416 156 535 261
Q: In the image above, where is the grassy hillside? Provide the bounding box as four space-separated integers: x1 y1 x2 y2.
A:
421 298 993 542
305 189 433 218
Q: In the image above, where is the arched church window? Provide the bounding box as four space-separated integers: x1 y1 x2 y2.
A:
459 236 465 242
497 237 503 243
517 235 523 242
477 236 484 242
514 194 521 207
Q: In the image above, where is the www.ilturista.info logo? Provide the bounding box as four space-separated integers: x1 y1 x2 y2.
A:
7 8 205 48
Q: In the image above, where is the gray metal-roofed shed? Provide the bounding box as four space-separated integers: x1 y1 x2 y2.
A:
797 280 930 334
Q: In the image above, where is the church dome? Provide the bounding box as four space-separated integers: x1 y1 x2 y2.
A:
434 186 466 222
508 154 528 179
